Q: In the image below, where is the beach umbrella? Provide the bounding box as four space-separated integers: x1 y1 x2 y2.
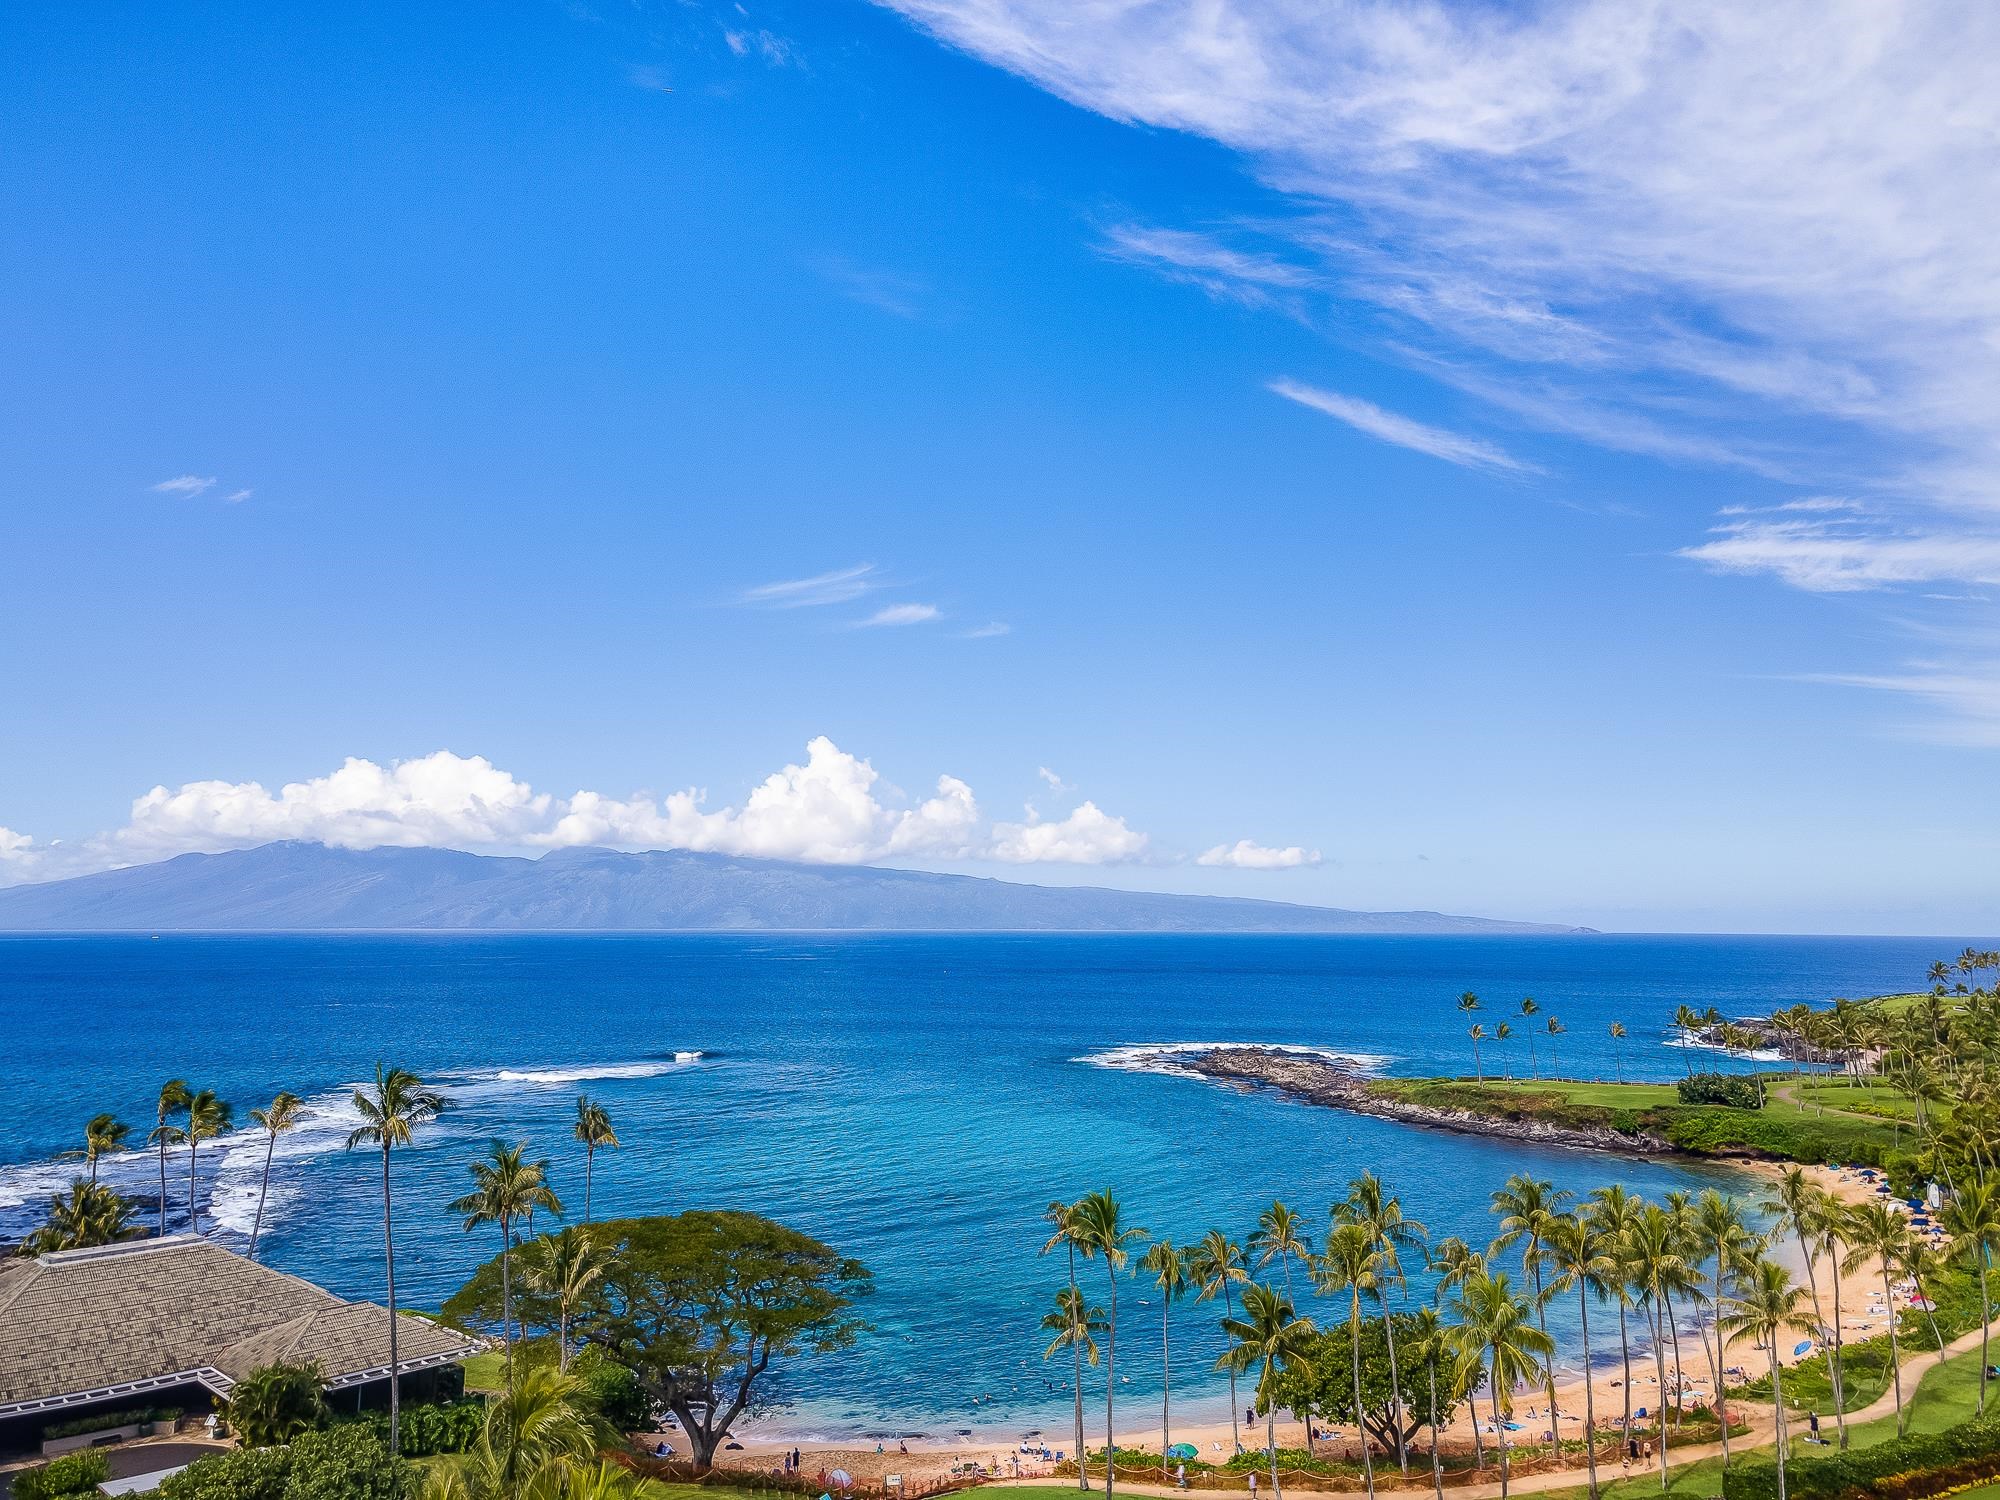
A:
1794 1340 1815 1357
829 1471 853 1490
1167 1444 1199 1461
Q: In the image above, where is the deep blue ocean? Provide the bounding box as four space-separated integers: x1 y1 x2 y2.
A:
0 932 1966 1439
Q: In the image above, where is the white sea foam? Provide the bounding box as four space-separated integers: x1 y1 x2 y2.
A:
1662 1030 1785 1063
1073 1041 1392 1079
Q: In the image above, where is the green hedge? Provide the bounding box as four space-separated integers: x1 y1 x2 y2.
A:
160 1428 413 1500
13 1452 112 1500
1648 1106 1897 1165
42 1406 180 1440
1679 1073 1764 1108
1722 1417 2000 1500
339 1399 485 1457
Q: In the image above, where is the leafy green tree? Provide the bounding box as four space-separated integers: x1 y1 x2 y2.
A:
225 1360 329 1447
1518 998 1541 1076
345 1063 450 1454
472 1362 614 1500
1217 1282 1316 1500
448 1211 867 1470
1042 1287 1106 1486
13 1451 111 1500
1690 1190 1757 1470
571 1099 618 1224
1249 1202 1312 1303
1268 1313 1466 1462
1067 1189 1146 1499
247 1092 304 1262
160 1446 293 1500
1467 1024 1488 1083
1609 1022 1628 1082
449 1139 565 1387
161 1428 410 1500
24 1178 138 1252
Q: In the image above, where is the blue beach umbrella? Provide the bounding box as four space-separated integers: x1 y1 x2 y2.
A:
1167 1444 1199 1461
1794 1340 1815 1357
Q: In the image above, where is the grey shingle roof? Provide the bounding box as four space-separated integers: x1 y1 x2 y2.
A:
0 1236 477 1417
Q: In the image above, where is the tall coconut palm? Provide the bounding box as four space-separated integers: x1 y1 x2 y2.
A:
1218 1282 1317 1500
79 1113 130 1188
1458 993 1481 1074
1469 1024 1490 1083
1627 1203 1688 1490
24 1178 138 1252
1691 1190 1756 1466
450 1138 565 1390
1490 1175 1570 1470
1403 1305 1458 1500
1315 1221 1385 1498
1609 1022 1629 1082
1341 1172 1427 1472
1043 1200 1091 1489
345 1063 449 1455
572 1097 618 1223
246 1091 303 1261
1585 1185 1643 1438
1673 1004 1702 1076
183 1090 233 1235
1811 1195 1855 1448
1452 1268 1553 1500
1943 1176 2000 1417
1141 1240 1191 1472
1042 1287 1106 1489
1068 1189 1146 1499
1719 1259 1815 1500
476 1360 616 1500
524 1226 612 1372
150 1079 190 1236
1190 1230 1251 1454
1497 1021 1516 1078
1250 1201 1312 1302
1545 1017 1566 1077
1542 1211 1615 1499
1842 1200 1915 1431
1519 998 1541 1077
1772 1169 1847 1444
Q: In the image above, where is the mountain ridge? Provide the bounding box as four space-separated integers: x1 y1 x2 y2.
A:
0 841 1596 934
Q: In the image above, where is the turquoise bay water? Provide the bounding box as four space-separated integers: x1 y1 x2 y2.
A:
0 932 1960 1438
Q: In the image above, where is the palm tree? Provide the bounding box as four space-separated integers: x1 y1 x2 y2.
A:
24 1178 138 1252
1141 1240 1191 1473
1218 1282 1317 1500
476 1360 616 1500
1042 1287 1106 1489
1068 1190 1146 1499
79 1113 130 1187
1452 1268 1554 1500
1719 1258 1816 1500
1469 1025 1489 1083
1519 998 1541 1077
1044 1200 1091 1489
524 1226 612 1372
183 1089 233 1235
1585 1185 1643 1439
345 1063 449 1455
1458 993 1481 1075
1404 1306 1456 1500
150 1079 189 1236
1315 1221 1385 1498
1190 1230 1251 1454
1490 1175 1570 1470
1627 1203 1688 1490
1609 1022 1629 1082
1673 1004 1702 1076
1250 1201 1312 1302
572 1097 618 1223
1810 1194 1855 1448
1495 1022 1515 1078
1943 1176 2000 1417
1542 1211 1615 1498
246 1092 303 1261
1691 1191 1755 1466
1771 1169 1842 1443
1545 1017 1566 1077
1341 1173 1427 1473
1842 1200 1914 1431
450 1139 565 1390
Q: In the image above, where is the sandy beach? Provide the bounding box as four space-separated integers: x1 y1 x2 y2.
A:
710 1164 1937 1488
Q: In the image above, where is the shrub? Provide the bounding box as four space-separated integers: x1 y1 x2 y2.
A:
1679 1072 1764 1109
1722 1416 2000 1500
225 1361 328 1447
282 1427 413 1500
14 1452 112 1500
341 1399 485 1458
161 1447 294 1500
42 1407 171 1440
575 1354 647 1432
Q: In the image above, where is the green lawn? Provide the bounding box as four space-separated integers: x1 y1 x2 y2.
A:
460 1351 507 1391
1469 1079 1684 1107
1787 1080 1939 1126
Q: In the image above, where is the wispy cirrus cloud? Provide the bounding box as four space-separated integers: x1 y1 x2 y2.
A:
152 474 216 496
741 563 879 608
1682 504 2000 593
857 602 941 627
1270 378 1539 475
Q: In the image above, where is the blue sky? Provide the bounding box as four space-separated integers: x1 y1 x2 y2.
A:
3 1 1997 933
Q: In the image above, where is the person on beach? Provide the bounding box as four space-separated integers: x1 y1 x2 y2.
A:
1176 1463 1187 1491
1248 1471 1258 1498
1808 1411 1820 1441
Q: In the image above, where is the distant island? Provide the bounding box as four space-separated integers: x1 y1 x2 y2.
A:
0 840 1595 934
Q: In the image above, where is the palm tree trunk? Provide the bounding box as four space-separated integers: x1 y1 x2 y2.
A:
1489 1361 1510 1500
1349 1297 1375 1499
1710 1249 1732 1467
559 1300 571 1374
187 1136 199 1235
1266 1409 1280 1500
1650 1300 1671 1491
381 1143 402 1455
1160 1300 1172 1477
1378 1289 1409 1472
1663 1286 1686 1432
1532 1258 1560 1467
1225 1281 1242 1454
500 1215 515 1396
1473 1039 1482 1084
1427 1362 1442 1500
157 1137 169 1237
1882 1264 1903 1432
249 1130 277 1261
1069 1243 1087 1491
1769 1348 1789 1500
1577 1286 1601 1500
1105 1272 1118 1500
584 1142 594 1224
1618 1301 1633 1437
1979 1259 1990 1418
1827 1246 1848 1449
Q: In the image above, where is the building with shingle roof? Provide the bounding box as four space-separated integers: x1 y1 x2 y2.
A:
0 1236 478 1452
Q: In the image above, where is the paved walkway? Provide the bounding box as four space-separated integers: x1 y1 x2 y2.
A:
986 1321 1998 1500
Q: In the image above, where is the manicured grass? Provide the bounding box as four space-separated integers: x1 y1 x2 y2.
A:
1471 1079 1684 1107
460 1351 507 1391
1789 1081 1930 1123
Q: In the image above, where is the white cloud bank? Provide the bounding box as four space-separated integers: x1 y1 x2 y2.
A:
0 742 1317 886
1197 839 1322 870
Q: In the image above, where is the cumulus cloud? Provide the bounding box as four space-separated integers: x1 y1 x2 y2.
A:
857 603 941 627
152 475 216 496
0 826 40 879
989 801 1150 865
1270 378 1539 475
1197 839 1323 869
